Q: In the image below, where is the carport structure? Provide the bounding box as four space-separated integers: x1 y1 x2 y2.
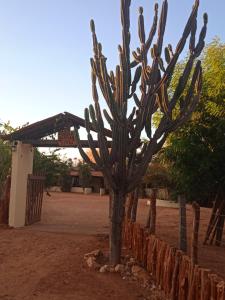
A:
1 112 111 228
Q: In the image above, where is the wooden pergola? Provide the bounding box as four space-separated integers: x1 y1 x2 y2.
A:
1 112 111 228
1 111 111 147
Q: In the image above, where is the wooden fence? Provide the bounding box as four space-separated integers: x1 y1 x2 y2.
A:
123 220 225 300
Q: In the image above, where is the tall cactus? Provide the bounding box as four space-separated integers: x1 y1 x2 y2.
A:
74 0 207 264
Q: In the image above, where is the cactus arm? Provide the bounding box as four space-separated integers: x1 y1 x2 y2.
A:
156 0 168 56
130 3 158 68
73 126 99 170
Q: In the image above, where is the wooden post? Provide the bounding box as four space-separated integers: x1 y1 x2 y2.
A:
145 201 151 229
209 274 219 300
200 268 211 300
191 202 200 265
215 198 225 246
217 281 225 299
171 250 182 300
209 200 225 245
145 189 152 229
215 215 225 246
203 194 220 244
204 190 225 246
178 194 187 252
149 189 157 234
126 192 134 220
131 186 139 222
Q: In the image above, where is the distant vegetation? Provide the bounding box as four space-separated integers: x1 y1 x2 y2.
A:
159 39 225 206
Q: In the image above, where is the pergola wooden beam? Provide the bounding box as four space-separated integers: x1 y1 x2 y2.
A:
21 139 112 148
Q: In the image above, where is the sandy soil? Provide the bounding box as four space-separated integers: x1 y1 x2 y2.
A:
0 193 165 300
39 192 225 278
0 192 224 299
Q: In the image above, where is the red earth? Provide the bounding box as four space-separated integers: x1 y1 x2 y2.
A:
0 192 224 299
0 193 164 300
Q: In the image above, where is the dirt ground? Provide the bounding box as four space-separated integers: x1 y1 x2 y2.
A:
0 192 225 300
0 193 164 300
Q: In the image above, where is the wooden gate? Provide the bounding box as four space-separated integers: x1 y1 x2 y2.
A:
25 174 45 225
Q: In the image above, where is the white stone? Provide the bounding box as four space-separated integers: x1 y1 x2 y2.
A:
115 264 125 273
86 257 100 270
99 188 105 196
109 266 116 273
84 249 103 259
71 187 83 193
99 265 109 273
131 265 150 284
84 187 92 194
131 265 143 275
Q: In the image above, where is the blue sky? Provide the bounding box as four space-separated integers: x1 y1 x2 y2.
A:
0 0 224 130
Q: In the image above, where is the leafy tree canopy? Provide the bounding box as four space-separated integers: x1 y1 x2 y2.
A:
161 39 225 205
78 161 92 188
0 123 12 198
33 149 72 190
143 161 171 189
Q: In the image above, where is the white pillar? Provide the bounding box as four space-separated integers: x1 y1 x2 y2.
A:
9 142 33 228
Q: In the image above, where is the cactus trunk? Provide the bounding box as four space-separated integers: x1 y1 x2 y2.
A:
178 195 187 252
109 190 126 264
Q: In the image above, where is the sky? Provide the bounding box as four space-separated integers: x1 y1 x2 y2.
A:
0 0 224 158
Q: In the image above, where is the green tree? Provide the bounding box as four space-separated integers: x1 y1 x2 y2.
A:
0 123 12 198
78 162 92 189
0 140 11 198
161 39 225 205
143 162 171 189
33 149 72 191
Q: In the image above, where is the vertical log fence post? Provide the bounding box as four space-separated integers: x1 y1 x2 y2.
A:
126 192 133 220
149 189 157 235
191 201 200 265
146 198 151 229
131 186 140 222
215 194 225 246
178 194 187 252
203 193 220 244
